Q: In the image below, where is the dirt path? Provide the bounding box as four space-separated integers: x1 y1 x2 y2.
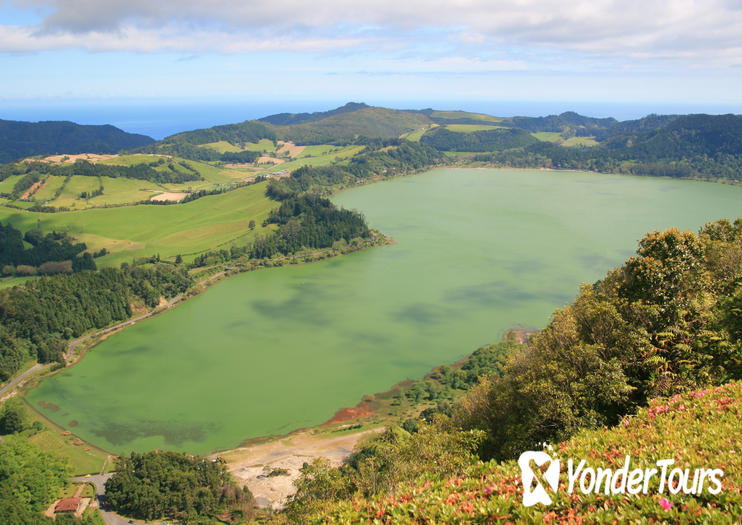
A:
20 178 47 200
0 363 52 400
220 427 384 510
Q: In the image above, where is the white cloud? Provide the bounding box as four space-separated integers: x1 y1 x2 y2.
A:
3 0 742 66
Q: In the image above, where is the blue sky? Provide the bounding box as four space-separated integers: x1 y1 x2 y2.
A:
1 0 742 116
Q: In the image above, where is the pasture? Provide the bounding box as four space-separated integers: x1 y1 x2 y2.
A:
0 181 277 267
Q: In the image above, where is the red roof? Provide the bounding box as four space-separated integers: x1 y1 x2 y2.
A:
55 497 82 513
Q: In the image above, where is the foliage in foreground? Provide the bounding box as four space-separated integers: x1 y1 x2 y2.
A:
105 451 254 523
309 381 742 524
283 420 483 523
0 435 70 525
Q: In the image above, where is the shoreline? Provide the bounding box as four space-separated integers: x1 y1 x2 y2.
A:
12 231 394 457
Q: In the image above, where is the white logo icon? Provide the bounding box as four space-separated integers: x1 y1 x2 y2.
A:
519 449 561 507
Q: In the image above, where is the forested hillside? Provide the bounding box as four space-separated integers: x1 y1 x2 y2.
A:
421 127 537 152
259 102 370 126
0 264 191 380
0 119 153 164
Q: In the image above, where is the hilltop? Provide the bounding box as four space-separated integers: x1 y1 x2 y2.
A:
0 119 154 163
138 103 742 182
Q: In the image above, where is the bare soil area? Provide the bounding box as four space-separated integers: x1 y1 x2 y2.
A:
219 427 383 510
257 156 285 165
150 192 188 202
35 153 117 164
20 178 47 200
276 141 305 157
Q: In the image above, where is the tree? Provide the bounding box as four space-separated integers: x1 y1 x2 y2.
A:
0 399 27 434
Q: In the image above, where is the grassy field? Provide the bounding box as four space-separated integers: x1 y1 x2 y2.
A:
241 139 277 153
563 136 599 147
428 110 503 123
443 151 478 158
50 176 101 209
32 175 67 202
297 144 339 157
531 131 563 143
0 275 37 289
0 181 278 267
86 177 165 206
20 399 110 475
198 141 243 153
444 124 504 133
99 153 164 166
263 145 365 173
0 174 23 194
400 124 438 142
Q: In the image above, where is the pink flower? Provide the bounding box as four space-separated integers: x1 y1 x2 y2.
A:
659 498 673 511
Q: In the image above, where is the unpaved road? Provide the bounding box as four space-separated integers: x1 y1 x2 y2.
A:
0 363 51 400
221 427 383 510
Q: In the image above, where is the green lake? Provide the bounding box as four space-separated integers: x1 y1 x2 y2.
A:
27 168 742 454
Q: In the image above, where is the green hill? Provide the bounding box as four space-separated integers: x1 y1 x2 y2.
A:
0 119 154 163
420 126 538 152
478 113 742 182
259 102 370 125
270 105 433 144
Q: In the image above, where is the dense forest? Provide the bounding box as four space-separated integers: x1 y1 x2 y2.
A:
471 114 742 182
251 194 370 258
0 436 72 525
0 222 95 274
420 127 537 152
282 218 742 522
162 120 276 146
0 119 153 164
259 102 370 126
0 264 192 381
105 451 254 523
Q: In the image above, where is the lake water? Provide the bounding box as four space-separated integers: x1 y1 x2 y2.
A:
27 168 742 454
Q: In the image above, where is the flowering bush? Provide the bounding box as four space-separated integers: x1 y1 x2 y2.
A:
309 382 742 523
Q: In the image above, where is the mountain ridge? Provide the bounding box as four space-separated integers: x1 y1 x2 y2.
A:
0 119 154 164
